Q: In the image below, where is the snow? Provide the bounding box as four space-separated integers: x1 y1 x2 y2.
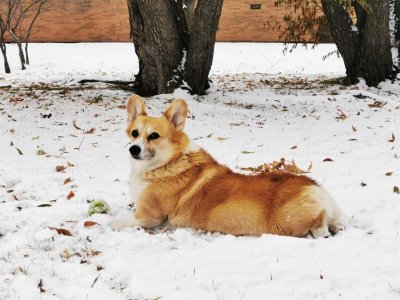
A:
1 43 400 299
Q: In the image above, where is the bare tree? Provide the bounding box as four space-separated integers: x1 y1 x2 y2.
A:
22 0 48 65
127 0 223 96
0 0 49 73
275 0 394 87
0 3 11 73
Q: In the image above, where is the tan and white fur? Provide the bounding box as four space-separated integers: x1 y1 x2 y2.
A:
112 95 343 238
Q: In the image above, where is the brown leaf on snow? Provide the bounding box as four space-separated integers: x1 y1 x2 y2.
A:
15 147 23 155
84 127 96 134
56 165 67 173
66 191 75 200
84 221 99 227
283 161 304 174
361 181 367 187
368 101 386 108
64 177 72 185
239 157 310 175
323 158 334 162
388 133 395 143
89 250 102 256
290 145 297 149
72 121 82 130
37 279 45 293
67 161 75 167
48 227 73 236
385 172 393 176
352 125 357 132
37 149 46 156
394 186 400 194
336 109 347 121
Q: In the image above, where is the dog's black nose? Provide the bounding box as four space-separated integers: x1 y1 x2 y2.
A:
129 145 141 157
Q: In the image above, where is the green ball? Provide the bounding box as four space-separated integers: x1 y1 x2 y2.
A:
88 200 109 216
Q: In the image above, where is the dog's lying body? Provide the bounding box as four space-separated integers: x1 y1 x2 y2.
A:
113 95 343 238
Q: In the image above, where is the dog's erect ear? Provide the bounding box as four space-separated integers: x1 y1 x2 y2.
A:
164 99 188 131
127 95 147 123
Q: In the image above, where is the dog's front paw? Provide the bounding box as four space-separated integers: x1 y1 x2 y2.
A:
110 217 139 231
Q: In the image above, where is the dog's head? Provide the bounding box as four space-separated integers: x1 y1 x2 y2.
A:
125 95 189 171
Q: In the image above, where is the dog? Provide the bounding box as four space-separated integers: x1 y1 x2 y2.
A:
112 95 343 238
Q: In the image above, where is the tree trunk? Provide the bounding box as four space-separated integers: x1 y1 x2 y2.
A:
127 0 223 96
395 0 400 66
25 43 30 65
10 30 26 70
127 0 184 96
360 0 392 86
185 0 224 94
321 0 393 86
0 45 11 74
321 0 360 84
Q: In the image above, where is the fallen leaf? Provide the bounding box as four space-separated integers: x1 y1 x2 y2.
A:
230 122 245 126
89 250 102 256
239 157 309 175
72 121 82 130
353 93 367 99
84 128 96 134
48 227 73 236
394 186 400 194
91 274 100 288
361 181 367 187
290 145 297 149
13 194 19 201
37 204 52 207
37 149 46 156
66 191 75 200
64 177 72 185
352 125 357 132
217 137 229 141
241 151 254 154
15 147 23 155
67 161 75 167
56 165 67 173
283 161 303 174
385 172 393 176
323 158 333 162
206 133 213 138
37 279 45 293
336 109 347 121
388 133 395 143
84 221 99 227
368 101 386 108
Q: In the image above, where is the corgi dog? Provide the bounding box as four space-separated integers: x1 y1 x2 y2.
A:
113 95 343 238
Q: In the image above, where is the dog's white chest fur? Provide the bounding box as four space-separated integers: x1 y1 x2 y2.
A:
129 159 148 205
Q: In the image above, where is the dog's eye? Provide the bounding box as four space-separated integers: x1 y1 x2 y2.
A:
131 129 139 138
148 132 160 141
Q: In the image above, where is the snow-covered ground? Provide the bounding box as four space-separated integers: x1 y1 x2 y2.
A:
1 43 400 300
